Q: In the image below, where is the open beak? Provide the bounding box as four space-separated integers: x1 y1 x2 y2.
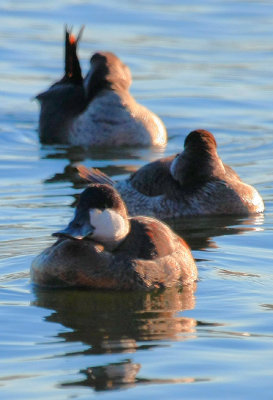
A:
52 209 94 240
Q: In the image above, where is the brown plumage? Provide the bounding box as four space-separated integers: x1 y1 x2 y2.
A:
77 129 264 218
31 185 197 290
35 27 167 146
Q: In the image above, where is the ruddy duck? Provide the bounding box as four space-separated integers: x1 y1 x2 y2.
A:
36 27 167 147
31 184 197 289
77 129 264 218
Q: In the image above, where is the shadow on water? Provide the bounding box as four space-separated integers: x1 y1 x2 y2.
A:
32 286 210 390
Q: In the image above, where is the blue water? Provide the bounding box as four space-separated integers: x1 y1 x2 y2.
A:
0 1 273 399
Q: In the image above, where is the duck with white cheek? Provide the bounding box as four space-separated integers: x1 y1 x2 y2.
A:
31 184 197 290
35 28 167 147
78 129 264 218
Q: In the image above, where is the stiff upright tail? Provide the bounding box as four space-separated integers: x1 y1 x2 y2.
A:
63 25 84 85
77 165 115 186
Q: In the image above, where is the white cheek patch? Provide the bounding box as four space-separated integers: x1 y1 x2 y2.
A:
89 209 129 243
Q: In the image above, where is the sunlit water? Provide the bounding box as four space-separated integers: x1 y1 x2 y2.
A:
0 1 273 399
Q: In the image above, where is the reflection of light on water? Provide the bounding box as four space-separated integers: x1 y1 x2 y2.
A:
252 227 263 232
251 213 264 227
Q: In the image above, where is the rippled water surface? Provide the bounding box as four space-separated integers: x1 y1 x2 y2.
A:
1 1 273 399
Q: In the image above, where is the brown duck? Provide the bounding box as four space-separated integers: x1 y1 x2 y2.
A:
78 129 264 218
36 28 167 147
31 183 197 289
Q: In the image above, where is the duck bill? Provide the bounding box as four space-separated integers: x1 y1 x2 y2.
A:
52 210 94 240
53 222 94 240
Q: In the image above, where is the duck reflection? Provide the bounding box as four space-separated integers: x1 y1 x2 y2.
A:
41 144 163 187
34 286 197 352
61 359 208 391
33 286 203 390
63 360 142 391
166 213 264 251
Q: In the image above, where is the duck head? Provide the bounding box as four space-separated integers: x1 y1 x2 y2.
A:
84 51 132 102
36 27 86 144
170 129 226 187
53 184 130 250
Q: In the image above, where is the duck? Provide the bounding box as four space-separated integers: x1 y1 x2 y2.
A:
35 27 167 147
31 183 197 289
77 129 264 218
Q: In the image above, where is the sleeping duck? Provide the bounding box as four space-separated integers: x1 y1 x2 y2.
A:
31 183 197 289
78 129 264 218
35 27 167 147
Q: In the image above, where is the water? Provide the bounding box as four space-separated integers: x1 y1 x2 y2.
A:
0 0 273 398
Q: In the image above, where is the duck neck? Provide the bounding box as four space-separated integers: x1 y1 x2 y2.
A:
171 147 225 187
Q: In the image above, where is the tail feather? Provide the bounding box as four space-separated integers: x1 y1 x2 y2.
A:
77 165 115 186
64 25 83 84
76 25 85 44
